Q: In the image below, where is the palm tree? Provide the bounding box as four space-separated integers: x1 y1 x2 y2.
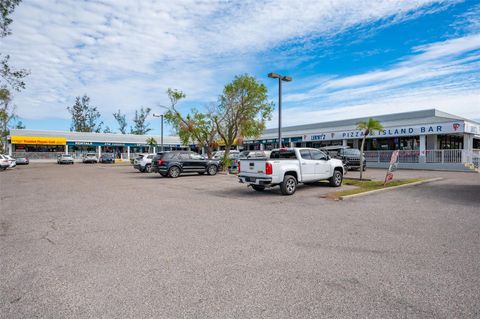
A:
356 118 384 180
146 137 157 153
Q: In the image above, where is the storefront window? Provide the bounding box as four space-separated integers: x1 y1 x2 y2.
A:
474 138 480 149
438 135 463 149
14 144 65 152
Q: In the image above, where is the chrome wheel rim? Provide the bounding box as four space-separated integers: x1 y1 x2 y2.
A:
208 166 216 174
171 167 179 177
335 172 341 185
286 178 295 193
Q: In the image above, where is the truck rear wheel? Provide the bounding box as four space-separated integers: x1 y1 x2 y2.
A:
280 175 297 195
329 169 343 187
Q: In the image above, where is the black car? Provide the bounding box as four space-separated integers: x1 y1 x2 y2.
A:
151 151 220 178
320 146 366 171
99 153 115 163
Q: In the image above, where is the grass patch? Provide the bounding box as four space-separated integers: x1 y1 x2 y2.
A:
335 178 424 197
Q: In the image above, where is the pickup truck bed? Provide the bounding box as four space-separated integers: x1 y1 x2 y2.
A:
238 148 344 195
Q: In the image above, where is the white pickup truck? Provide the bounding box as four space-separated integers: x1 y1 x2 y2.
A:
238 148 345 195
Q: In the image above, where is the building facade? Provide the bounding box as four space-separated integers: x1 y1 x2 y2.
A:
242 109 480 171
7 129 186 160
6 109 480 170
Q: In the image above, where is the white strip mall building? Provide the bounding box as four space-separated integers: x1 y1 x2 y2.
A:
242 109 480 171
6 109 480 171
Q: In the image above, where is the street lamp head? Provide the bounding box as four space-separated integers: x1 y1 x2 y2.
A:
268 72 281 79
152 113 162 117
281 75 292 82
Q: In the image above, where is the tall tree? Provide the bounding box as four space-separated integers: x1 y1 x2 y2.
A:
0 88 16 151
356 118 384 180
15 120 24 129
1 0 29 92
130 107 151 135
146 137 157 153
67 94 103 132
0 0 28 152
215 74 273 165
164 89 217 158
113 109 127 134
0 0 21 37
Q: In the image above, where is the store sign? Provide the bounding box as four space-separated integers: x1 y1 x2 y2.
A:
303 122 465 141
11 136 66 145
465 121 480 135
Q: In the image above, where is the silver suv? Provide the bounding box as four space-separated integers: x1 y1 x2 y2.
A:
82 153 98 163
133 153 156 173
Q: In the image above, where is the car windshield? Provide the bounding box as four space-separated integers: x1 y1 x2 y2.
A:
63 155 72 158
86 153 96 156
343 149 360 156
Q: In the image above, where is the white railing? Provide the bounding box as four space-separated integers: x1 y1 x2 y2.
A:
425 149 463 163
364 150 420 163
364 149 466 164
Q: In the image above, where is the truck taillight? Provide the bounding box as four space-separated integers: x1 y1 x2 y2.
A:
238 161 240 173
265 162 272 175
158 159 164 165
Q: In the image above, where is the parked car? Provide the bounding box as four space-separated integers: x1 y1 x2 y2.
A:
0 154 11 170
4 155 16 168
151 151 220 178
320 146 366 171
133 153 158 173
239 150 271 159
82 153 98 163
57 154 74 164
14 155 29 165
212 150 240 160
99 153 115 164
238 148 345 195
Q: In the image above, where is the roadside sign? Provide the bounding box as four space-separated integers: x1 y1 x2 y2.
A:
384 150 399 186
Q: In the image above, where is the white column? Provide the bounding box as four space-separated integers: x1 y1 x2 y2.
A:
127 146 130 160
342 139 347 146
98 145 102 158
290 141 295 148
419 135 426 163
260 143 265 150
8 143 12 156
65 144 69 154
463 134 473 163
153 146 156 154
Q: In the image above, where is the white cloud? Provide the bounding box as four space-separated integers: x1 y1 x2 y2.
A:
1 0 458 124
278 32 480 126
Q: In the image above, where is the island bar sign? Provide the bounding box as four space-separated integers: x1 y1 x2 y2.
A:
11 136 67 145
303 122 464 142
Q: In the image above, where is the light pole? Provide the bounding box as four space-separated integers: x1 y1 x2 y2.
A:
153 104 170 152
152 113 164 152
268 72 292 148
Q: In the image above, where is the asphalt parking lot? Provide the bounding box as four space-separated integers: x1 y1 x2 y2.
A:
1 164 479 318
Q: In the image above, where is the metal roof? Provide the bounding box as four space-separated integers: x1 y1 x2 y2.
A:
9 129 182 145
8 109 478 143
258 109 476 139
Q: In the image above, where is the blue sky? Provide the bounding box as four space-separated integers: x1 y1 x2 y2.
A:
2 0 479 135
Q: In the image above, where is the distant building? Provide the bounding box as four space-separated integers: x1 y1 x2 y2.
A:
6 109 480 170
7 129 187 160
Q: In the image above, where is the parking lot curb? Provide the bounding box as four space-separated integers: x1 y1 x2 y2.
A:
339 177 444 200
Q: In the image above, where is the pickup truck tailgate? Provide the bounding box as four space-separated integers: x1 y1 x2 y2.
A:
239 159 268 176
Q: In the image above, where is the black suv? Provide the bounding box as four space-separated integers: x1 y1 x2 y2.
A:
151 151 220 178
320 146 366 171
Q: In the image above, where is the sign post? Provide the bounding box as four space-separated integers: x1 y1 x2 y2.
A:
384 150 399 186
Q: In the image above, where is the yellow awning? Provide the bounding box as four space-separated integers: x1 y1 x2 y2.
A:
11 136 67 145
